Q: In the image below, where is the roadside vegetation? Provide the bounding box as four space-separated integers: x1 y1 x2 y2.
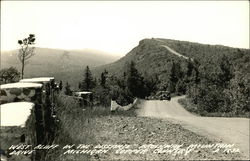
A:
45 93 137 161
178 97 250 118
65 61 159 107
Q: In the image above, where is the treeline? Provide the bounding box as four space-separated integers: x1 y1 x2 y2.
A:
65 62 160 106
164 53 249 116
187 54 250 116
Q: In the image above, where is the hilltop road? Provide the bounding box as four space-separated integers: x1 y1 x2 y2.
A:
137 96 250 159
156 38 191 60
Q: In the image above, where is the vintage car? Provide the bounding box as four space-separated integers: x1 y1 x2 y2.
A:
73 91 93 107
146 91 171 101
155 91 171 101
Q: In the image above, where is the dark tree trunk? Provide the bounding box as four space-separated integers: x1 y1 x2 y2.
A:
21 55 25 79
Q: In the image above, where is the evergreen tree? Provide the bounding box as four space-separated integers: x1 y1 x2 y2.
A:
81 66 95 91
100 70 108 88
126 61 146 98
190 58 200 84
175 80 186 95
168 61 182 93
118 72 127 90
186 58 194 78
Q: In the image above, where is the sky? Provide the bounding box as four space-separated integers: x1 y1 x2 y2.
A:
1 1 249 56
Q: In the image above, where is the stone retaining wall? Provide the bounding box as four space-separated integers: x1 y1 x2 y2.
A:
0 80 56 161
0 85 42 105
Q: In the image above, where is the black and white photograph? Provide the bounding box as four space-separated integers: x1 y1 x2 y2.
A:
0 1 249 161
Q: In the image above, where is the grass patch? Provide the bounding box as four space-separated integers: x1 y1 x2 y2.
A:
178 97 250 118
46 94 138 161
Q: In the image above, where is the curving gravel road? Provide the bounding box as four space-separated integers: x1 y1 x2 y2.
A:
136 96 250 159
155 38 192 60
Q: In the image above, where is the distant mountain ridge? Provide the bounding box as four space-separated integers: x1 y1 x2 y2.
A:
1 47 121 88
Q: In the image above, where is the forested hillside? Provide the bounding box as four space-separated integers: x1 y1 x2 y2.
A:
93 38 249 79
92 38 250 116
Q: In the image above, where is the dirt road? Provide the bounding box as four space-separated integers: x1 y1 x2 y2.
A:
160 45 190 60
155 38 191 60
137 96 250 159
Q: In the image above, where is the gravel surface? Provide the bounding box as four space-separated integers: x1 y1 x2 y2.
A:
84 115 244 160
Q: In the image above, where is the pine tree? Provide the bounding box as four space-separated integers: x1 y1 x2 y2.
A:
186 58 194 78
100 70 108 88
168 61 182 93
126 61 145 98
81 66 95 91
